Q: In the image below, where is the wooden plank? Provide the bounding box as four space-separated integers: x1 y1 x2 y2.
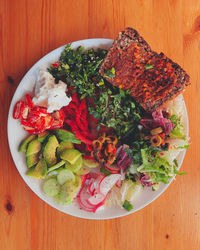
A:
0 0 199 249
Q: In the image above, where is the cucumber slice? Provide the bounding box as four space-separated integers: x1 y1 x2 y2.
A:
65 156 83 173
83 158 99 168
19 135 36 152
57 169 75 185
56 191 73 205
47 160 66 173
43 178 60 197
54 176 82 205
74 175 82 192
60 148 81 165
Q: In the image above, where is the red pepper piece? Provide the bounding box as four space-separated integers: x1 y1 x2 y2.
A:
44 115 53 129
68 102 78 110
21 105 29 119
80 115 88 131
35 117 45 130
75 128 93 145
86 144 93 152
52 62 59 67
25 94 34 108
76 99 88 131
51 119 63 129
13 101 25 119
50 110 64 129
32 106 48 115
71 92 79 106
66 120 93 145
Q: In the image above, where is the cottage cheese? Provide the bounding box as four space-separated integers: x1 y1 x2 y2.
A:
32 70 71 113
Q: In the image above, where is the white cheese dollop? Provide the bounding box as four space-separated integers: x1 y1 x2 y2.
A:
32 70 71 113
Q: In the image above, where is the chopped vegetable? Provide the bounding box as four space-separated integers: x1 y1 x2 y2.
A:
122 200 133 211
145 64 154 70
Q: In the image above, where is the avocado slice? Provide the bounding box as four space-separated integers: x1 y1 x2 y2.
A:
26 139 41 157
26 158 47 179
53 129 81 144
57 141 74 156
43 135 59 167
19 135 36 152
60 148 81 165
38 131 49 143
26 154 39 168
47 160 66 173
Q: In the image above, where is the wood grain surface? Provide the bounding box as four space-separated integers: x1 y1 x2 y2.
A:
1 0 200 249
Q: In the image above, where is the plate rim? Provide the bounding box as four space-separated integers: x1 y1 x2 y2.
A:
7 38 189 220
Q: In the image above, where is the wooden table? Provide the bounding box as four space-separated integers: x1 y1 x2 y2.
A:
1 1 200 249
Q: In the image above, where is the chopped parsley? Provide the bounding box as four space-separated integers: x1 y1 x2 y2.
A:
145 64 154 70
104 67 115 79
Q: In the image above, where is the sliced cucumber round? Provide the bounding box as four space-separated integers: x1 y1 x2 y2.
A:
43 178 60 197
56 191 74 205
57 169 75 185
65 156 83 173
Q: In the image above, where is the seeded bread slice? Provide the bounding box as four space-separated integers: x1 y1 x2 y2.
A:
99 27 190 113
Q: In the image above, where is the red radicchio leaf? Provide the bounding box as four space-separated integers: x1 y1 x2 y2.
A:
140 110 174 134
116 145 133 171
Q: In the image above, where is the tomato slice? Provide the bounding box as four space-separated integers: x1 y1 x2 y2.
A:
13 101 25 119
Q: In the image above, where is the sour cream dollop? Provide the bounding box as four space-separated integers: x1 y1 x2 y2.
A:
32 70 71 113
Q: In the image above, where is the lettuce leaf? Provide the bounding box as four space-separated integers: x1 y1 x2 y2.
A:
138 148 177 184
169 114 185 139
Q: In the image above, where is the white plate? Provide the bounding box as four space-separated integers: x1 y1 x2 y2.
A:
7 39 189 220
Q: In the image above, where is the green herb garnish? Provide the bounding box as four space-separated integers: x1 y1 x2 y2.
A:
48 44 107 99
123 200 133 211
104 67 115 79
145 64 154 70
100 166 111 176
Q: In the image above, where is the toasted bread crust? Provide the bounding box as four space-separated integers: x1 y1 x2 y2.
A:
99 27 190 113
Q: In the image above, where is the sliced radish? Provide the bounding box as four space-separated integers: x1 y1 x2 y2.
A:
88 182 95 195
77 185 96 212
99 174 121 195
93 202 105 213
104 164 120 173
87 172 99 179
87 193 106 206
81 174 89 187
115 179 121 188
